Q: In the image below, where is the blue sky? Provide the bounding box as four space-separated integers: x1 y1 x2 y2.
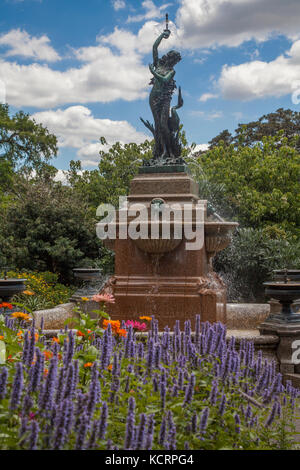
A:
1 0 300 171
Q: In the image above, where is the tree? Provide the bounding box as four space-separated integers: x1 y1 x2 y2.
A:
191 135 300 237
208 108 300 150
208 129 233 148
0 103 57 172
66 138 153 209
0 175 102 282
234 108 300 149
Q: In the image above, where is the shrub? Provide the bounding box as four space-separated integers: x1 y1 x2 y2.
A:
1 270 74 310
214 228 300 302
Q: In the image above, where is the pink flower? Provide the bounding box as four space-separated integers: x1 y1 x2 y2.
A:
125 320 147 331
29 412 36 420
92 293 115 304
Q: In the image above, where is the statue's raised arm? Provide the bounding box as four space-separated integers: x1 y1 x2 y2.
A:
140 15 184 166
152 30 171 67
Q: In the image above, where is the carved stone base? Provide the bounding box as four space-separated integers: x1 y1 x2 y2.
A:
259 320 300 378
106 274 226 330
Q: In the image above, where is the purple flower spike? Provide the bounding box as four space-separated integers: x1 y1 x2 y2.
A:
0 367 8 400
199 407 209 435
135 413 147 450
99 401 108 440
124 397 136 450
10 362 23 410
265 401 278 427
28 420 39 450
145 414 155 450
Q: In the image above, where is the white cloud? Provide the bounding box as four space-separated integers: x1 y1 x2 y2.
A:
32 106 148 166
127 0 172 24
0 29 60 62
176 0 300 49
99 21 179 56
112 0 126 11
190 110 223 120
199 92 218 102
218 39 300 100
0 32 149 108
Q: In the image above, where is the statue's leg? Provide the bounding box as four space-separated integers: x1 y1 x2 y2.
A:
160 105 174 158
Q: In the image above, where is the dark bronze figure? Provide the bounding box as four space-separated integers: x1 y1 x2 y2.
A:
141 15 184 166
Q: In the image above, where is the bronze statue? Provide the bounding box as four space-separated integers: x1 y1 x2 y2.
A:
141 15 184 166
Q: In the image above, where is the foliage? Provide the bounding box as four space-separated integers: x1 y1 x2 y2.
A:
0 271 74 310
191 135 300 237
0 312 297 450
214 228 300 302
209 108 300 151
0 103 57 172
0 176 102 283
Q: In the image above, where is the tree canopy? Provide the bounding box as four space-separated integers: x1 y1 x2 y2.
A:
208 108 300 150
0 103 57 172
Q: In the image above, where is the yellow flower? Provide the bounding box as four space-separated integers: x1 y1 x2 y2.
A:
139 316 152 322
23 290 35 296
81 297 89 302
11 312 31 322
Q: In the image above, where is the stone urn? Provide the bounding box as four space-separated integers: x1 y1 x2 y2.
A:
0 278 27 302
264 281 300 323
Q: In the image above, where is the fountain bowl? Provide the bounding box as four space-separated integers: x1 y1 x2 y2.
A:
264 281 300 323
273 270 300 282
0 278 27 302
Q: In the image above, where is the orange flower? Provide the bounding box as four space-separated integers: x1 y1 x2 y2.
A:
43 368 49 376
52 337 60 344
0 336 4 341
43 350 53 360
139 316 152 322
7 354 14 362
0 302 13 310
116 328 127 338
17 330 23 337
107 364 113 371
11 312 31 322
84 362 93 368
103 319 121 333
76 330 85 337
23 290 35 296
29 332 39 342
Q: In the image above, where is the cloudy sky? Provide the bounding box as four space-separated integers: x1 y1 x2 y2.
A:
1 0 300 169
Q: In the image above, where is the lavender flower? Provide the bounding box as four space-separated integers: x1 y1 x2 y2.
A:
199 407 209 434
0 366 8 400
145 414 155 450
124 397 136 450
28 420 39 450
10 362 23 410
99 402 108 440
135 413 147 450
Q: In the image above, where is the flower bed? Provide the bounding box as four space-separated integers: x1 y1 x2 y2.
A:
1 271 74 310
0 303 298 450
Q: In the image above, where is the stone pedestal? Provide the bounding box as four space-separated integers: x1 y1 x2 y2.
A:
259 320 300 377
102 171 237 330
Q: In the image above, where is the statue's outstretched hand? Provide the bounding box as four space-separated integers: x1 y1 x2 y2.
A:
163 30 171 39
